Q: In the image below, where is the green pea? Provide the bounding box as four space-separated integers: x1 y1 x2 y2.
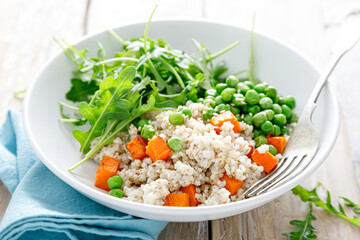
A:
273 114 287 127
266 86 277 99
264 109 275 121
216 83 227 94
168 137 183 152
245 90 260 105
169 112 184 125
137 119 149 129
205 88 217 97
259 93 266 98
203 108 215 120
107 175 123 189
261 121 274 134
203 99 216 108
259 97 273 110
281 105 293 119
272 104 282 114
109 189 123 198
230 106 240 115
237 82 250 95
268 145 278 156
215 95 225 105
141 124 156 140
281 126 290 135
253 129 263 138
197 98 204 103
224 105 231 111
244 81 254 89
243 114 253 125
254 83 266 93
272 125 281 136
221 88 236 102
225 75 239 88
255 135 268 147
206 95 215 100
240 105 249 114
179 107 192 118
232 93 245 106
215 104 226 113
283 96 296 109
253 112 267 127
289 113 299 123
248 105 260 115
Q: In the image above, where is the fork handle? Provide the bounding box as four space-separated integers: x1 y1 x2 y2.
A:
310 36 360 104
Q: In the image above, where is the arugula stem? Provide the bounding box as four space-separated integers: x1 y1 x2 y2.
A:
158 92 182 98
231 69 248 76
68 117 135 171
58 101 79 110
107 29 127 45
158 57 185 88
59 118 85 123
208 41 241 61
88 90 100 106
143 5 158 54
14 89 26 96
80 57 139 72
300 203 314 237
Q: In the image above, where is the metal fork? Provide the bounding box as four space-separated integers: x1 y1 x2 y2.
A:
243 19 360 198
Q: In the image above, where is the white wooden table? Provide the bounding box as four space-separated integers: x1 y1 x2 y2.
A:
1 0 360 239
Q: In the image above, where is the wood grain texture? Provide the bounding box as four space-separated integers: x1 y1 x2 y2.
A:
0 0 88 221
1 0 360 239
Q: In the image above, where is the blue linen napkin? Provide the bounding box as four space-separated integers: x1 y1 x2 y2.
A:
0 110 167 240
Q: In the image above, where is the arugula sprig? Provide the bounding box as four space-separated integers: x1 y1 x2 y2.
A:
282 203 318 240
283 184 360 240
291 184 360 227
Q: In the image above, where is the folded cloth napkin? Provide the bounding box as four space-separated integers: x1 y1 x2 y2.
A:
0 110 167 240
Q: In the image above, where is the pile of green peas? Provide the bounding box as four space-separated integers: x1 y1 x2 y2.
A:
199 75 298 147
107 175 124 198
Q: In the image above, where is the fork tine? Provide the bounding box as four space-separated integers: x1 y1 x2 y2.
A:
242 157 288 197
243 155 298 198
256 154 315 195
245 155 298 197
254 154 307 196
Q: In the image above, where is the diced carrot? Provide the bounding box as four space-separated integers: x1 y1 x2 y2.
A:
126 136 148 160
145 136 172 162
95 156 120 191
209 111 241 134
246 145 254 158
266 135 287 154
163 193 190 207
220 173 244 196
252 149 279 173
181 184 200 206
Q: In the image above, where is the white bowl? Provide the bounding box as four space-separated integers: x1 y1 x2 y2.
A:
23 19 339 222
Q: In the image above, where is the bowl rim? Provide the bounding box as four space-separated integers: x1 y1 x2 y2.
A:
23 18 340 220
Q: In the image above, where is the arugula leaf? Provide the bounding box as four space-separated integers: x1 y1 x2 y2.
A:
282 203 318 240
73 66 135 154
291 184 360 227
65 79 99 102
340 197 360 214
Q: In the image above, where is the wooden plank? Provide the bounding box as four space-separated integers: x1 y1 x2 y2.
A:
87 1 208 239
0 0 88 222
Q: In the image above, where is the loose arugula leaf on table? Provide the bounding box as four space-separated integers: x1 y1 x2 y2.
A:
291 184 360 227
282 203 318 240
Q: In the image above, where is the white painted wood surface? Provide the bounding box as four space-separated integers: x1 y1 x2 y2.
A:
1 0 360 239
